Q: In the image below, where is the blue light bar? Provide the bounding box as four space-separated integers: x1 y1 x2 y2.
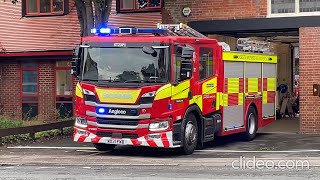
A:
91 27 167 36
100 28 111 34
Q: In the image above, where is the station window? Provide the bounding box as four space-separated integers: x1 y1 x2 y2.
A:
23 0 68 16
55 61 73 119
21 63 39 120
199 47 214 80
117 0 162 12
269 0 320 17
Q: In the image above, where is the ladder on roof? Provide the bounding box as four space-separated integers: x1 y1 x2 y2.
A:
157 23 208 38
157 23 272 54
157 23 231 51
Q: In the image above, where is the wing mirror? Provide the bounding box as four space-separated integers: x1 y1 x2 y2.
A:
71 46 81 77
142 46 158 57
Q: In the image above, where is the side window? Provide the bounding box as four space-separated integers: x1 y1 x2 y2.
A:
173 46 182 81
173 45 193 82
199 47 214 80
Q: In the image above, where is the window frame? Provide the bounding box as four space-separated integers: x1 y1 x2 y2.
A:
268 0 320 17
54 61 74 119
22 0 69 17
117 0 163 13
198 47 214 82
20 63 39 119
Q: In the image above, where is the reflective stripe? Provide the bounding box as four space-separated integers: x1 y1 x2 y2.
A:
223 94 228 106
171 80 190 100
202 77 217 94
267 78 276 91
227 78 239 93
214 92 222 110
154 84 172 100
189 95 203 111
238 93 244 105
263 91 268 104
76 82 83 98
248 78 258 93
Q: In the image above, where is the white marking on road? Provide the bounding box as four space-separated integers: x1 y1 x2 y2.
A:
196 149 320 153
36 167 66 169
76 149 101 153
83 167 91 169
7 146 96 150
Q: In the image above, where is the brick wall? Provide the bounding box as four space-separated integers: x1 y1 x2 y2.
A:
299 27 320 134
162 0 267 23
0 60 62 122
38 62 56 122
0 62 21 119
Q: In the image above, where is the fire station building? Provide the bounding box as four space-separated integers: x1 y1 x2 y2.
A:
162 0 320 134
0 0 161 121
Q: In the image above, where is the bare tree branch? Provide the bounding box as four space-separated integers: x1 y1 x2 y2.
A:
93 0 112 28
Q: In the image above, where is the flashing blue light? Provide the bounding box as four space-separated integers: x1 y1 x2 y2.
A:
168 104 172 110
97 107 106 114
90 27 167 36
100 28 111 34
91 28 97 34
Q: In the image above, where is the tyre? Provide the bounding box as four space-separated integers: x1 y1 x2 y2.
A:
241 106 258 141
93 143 116 151
179 113 198 155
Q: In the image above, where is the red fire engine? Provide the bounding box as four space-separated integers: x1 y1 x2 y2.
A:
72 23 277 155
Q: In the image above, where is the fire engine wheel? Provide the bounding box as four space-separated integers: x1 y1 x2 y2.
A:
179 113 198 155
241 106 258 141
93 143 116 151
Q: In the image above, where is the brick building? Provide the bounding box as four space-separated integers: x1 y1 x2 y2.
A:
163 0 320 134
0 0 162 122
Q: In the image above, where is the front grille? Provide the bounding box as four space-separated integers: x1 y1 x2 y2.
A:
97 118 139 126
96 132 139 139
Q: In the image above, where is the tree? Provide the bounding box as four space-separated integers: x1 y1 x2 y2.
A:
75 0 113 37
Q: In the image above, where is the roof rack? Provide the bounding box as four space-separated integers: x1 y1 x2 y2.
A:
157 23 231 51
157 23 208 38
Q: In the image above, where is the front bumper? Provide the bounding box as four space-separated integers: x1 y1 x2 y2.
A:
74 128 178 148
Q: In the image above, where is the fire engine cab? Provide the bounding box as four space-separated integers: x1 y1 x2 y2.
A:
72 23 277 155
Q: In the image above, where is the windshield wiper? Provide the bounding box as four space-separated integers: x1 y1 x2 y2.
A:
82 79 99 82
145 79 167 83
124 80 144 83
82 79 120 84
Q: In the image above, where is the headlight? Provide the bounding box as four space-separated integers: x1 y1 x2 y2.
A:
149 121 169 131
141 91 156 97
75 117 88 128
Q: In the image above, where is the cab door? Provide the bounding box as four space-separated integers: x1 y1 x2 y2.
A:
195 45 217 115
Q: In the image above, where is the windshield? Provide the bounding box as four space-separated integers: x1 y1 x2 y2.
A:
81 46 169 83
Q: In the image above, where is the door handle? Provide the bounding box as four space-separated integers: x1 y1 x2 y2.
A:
188 91 193 100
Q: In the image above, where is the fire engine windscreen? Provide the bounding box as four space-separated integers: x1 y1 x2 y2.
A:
81 46 169 83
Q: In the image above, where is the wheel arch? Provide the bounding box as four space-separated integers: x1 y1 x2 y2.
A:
183 104 204 148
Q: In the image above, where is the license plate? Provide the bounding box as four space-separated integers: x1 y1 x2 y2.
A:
106 139 124 145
